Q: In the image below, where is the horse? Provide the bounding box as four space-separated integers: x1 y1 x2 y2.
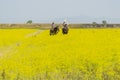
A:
50 26 59 35
62 24 69 34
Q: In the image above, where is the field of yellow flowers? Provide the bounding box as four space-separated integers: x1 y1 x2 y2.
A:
0 28 120 80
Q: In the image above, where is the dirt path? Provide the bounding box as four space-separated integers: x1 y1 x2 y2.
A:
25 30 43 38
0 30 44 57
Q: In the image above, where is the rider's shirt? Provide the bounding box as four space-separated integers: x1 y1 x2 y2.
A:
51 24 56 29
63 21 68 26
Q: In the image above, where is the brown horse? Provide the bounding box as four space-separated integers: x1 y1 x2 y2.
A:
62 24 69 34
50 26 59 35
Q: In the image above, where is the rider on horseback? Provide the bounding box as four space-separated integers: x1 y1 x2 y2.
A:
51 22 56 30
63 20 68 28
62 20 69 34
50 22 59 35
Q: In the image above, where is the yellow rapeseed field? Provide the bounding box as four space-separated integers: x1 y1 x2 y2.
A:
0 28 120 80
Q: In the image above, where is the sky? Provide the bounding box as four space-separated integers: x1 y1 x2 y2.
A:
0 0 120 23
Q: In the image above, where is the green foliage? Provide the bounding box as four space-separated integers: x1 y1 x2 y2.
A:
102 20 107 27
92 22 97 27
26 20 33 24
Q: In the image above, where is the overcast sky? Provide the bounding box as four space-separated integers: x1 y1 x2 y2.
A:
0 0 120 23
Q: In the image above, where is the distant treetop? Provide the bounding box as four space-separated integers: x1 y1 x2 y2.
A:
26 20 33 24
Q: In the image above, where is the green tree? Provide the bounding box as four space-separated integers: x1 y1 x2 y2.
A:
92 22 97 27
102 20 107 27
26 20 33 24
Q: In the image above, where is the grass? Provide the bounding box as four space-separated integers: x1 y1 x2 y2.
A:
0 28 120 80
